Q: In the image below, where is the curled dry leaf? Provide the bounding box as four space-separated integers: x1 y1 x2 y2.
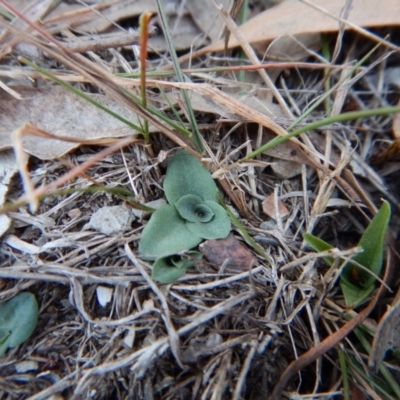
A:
369 289 400 371
0 86 154 160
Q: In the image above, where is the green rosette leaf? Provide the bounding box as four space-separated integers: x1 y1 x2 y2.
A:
152 255 194 284
139 204 202 259
0 292 38 356
164 150 219 205
340 280 375 307
175 194 214 223
186 200 231 239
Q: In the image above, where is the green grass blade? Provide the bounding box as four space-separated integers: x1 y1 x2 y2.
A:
243 106 400 160
286 41 382 132
339 350 350 400
224 204 269 261
303 232 335 265
155 0 204 152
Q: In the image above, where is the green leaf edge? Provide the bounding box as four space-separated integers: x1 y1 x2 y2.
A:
0 292 38 356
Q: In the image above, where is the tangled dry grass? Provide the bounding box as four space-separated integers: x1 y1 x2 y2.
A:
1 1 400 399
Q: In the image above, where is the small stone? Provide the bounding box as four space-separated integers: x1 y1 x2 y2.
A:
89 205 133 235
15 361 38 373
123 327 135 348
96 286 113 307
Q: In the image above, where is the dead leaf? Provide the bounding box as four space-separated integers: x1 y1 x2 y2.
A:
369 289 400 372
44 0 158 34
0 86 152 160
43 0 207 52
189 0 400 56
252 33 321 61
262 194 289 220
200 233 257 272
149 15 207 52
186 0 233 42
270 159 303 179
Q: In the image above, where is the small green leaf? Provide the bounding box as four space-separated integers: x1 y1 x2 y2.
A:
139 204 202 259
152 255 194 284
0 292 38 356
186 200 231 239
169 254 190 269
0 326 10 345
175 194 214 223
163 150 219 205
341 200 391 289
340 280 375 307
303 232 335 265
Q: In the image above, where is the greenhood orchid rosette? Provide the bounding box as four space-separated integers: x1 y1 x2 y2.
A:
138 150 231 282
0 292 38 356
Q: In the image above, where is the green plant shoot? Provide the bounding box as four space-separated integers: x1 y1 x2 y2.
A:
139 150 231 282
303 200 391 306
0 292 38 356
151 252 202 284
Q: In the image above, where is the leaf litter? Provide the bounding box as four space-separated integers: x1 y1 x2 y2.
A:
0 0 400 399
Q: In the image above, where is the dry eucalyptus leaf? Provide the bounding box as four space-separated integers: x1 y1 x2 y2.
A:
0 86 154 160
262 194 289 220
149 15 207 53
197 0 400 54
200 233 257 272
270 159 303 179
252 33 321 61
369 291 400 371
186 0 233 42
44 0 158 34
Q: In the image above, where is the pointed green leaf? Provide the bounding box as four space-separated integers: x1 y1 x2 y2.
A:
342 200 391 289
0 326 10 345
175 194 214 223
303 232 335 265
340 280 375 307
0 292 38 356
163 150 219 204
139 204 202 259
186 200 231 239
152 255 194 284
169 254 190 269
0 340 8 357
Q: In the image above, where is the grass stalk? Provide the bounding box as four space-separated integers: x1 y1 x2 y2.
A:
243 105 400 161
139 12 152 144
155 0 204 153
